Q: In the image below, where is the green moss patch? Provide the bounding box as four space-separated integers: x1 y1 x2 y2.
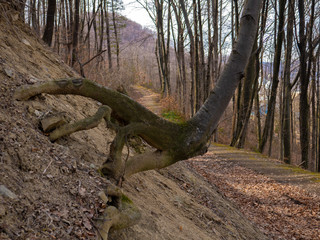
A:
121 194 133 204
280 164 320 182
161 111 185 123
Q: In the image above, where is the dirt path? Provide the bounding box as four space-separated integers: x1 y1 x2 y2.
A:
131 85 320 195
209 144 320 196
131 85 320 240
130 85 162 115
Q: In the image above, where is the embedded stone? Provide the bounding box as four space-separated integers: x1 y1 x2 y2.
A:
0 185 17 199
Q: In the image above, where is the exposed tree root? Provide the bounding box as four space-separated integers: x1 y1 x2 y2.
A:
96 184 141 240
14 78 203 238
49 105 112 141
14 78 208 181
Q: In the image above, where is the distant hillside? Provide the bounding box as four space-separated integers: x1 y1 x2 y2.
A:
121 18 155 44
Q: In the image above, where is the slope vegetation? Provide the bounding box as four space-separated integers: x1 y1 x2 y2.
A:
0 8 266 239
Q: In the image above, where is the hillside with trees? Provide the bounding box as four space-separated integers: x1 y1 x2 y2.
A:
0 1 267 239
9 0 320 170
1 0 320 239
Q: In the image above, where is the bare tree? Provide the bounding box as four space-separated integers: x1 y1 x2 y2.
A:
71 0 80 66
15 0 263 235
42 0 56 46
281 0 295 164
16 0 262 183
259 0 286 154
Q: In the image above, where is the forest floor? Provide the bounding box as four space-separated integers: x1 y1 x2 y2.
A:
131 85 320 240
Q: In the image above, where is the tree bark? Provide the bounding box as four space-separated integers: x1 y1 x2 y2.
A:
111 0 120 70
171 1 186 113
71 0 80 66
281 0 295 164
104 0 113 70
317 52 320 172
49 105 111 141
179 0 195 115
298 0 309 169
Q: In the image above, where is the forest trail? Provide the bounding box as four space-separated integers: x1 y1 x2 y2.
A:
130 85 162 115
132 85 320 240
207 144 320 195
131 84 320 195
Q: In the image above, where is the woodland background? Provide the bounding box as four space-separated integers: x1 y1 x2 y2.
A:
8 0 320 171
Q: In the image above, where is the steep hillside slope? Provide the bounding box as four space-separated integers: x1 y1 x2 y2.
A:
0 8 266 240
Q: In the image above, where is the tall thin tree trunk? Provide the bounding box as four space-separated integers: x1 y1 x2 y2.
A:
259 0 286 153
71 0 80 66
111 0 120 70
282 0 295 164
193 0 200 111
173 1 187 115
305 0 316 170
231 38 258 147
311 57 317 171
42 0 56 46
317 52 320 172
197 0 205 106
98 1 104 54
104 0 112 69
31 0 39 35
298 0 309 169
165 0 171 96
179 0 195 116
231 0 240 144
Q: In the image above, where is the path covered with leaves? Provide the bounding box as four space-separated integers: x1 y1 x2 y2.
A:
188 148 320 240
134 86 320 240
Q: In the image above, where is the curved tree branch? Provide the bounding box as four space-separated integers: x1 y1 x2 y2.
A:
14 0 263 180
49 105 112 141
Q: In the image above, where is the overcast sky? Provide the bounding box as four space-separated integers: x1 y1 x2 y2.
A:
121 0 154 28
